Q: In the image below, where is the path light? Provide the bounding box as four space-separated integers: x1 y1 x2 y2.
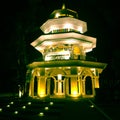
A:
22 106 26 109
44 106 49 110
49 102 54 105
6 104 10 107
0 108 2 112
10 101 14 104
39 112 44 116
14 111 18 114
28 102 31 105
90 104 94 108
18 84 22 98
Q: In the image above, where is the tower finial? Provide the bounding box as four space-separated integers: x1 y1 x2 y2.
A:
62 3 65 9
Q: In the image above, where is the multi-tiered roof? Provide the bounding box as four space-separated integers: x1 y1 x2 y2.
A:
31 4 96 61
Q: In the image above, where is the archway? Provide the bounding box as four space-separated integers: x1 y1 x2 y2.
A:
34 76 37 96
50 77 55 95
85 76 92 95
49 69 66 96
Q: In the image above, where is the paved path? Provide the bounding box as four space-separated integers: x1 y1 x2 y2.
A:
0 96 118 120
60 99 112 120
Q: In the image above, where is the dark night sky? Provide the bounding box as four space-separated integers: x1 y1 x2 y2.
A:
0 0 120 92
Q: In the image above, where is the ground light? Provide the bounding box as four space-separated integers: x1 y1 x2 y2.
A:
38 112 44 116
14 111 18 114
0 108 2 112
22 105 26 109
44 106 49 110
6 104 10 107
90 104 94 108
49 101 54 105
10 101 14 104
27 102 31 105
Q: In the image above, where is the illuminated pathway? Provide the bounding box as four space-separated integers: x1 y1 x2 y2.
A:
0 96 117 120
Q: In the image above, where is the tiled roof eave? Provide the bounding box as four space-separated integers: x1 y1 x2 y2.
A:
27 60 107 69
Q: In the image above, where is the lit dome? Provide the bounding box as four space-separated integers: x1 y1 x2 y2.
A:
49 4 78 19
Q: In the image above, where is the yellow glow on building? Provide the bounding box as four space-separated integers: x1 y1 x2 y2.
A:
38 80 46 97
94 76 100 88
38 90 46 97
71 90 78 97
58 74 62 80
73 46 81 54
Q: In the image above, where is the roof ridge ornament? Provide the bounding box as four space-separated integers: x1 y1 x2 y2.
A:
62 3 66 9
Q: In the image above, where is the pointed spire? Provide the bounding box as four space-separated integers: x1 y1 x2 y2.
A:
62 3 66 9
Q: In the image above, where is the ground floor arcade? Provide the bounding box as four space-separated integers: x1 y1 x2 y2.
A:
25 60 106 99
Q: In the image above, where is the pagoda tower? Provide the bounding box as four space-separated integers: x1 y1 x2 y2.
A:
25 4 107 99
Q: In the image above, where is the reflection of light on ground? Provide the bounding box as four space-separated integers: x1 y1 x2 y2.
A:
71 90 79 97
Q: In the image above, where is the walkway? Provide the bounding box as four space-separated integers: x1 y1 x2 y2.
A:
0 96 119 120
